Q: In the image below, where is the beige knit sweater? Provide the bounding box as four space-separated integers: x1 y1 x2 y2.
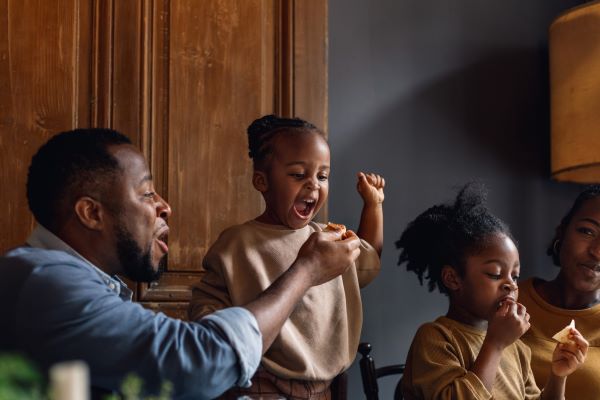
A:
189 220 380 381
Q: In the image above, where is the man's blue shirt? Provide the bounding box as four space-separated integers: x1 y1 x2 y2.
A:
0 226 262 399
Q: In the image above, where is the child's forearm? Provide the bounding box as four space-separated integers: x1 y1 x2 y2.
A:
357 204 383 256
470 339 504 391
541 373 566 400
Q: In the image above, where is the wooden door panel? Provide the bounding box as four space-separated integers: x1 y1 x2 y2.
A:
294 0 328 132
165 0 272 273
112 0 144 145
139 272 202 302
91 0 146 148
0 0 92 253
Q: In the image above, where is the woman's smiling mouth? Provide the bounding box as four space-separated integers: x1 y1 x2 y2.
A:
579 263 600 275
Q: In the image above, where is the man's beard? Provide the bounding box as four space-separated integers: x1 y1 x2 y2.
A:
115 224 166 282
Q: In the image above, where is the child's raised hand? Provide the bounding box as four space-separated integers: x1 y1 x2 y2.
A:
356 172 385 207
550 327 588 377
485 300 530 350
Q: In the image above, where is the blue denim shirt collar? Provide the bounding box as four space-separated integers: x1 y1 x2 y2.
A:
26 225 133 301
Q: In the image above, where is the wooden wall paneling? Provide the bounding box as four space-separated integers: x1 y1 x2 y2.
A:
275 0 328 129
275 0 294 117
91 0 113 129
0 0 93 253
138 1 328 313
293 0 328 133
92 0 144 146
165 0 272 272
143 272 201 302
139 0 277 307
291 0 329 223
76 1 94 131
146 0 170 201
112 0 143 146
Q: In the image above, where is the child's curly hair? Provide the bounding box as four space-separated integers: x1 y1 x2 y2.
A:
396 183 515 294
247 114 324 170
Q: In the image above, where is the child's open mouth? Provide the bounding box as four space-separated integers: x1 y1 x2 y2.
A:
294 199 316 218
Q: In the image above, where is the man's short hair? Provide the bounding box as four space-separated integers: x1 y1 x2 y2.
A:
26 128 132 231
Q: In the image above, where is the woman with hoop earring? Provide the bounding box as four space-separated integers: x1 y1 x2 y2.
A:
519 185 600 399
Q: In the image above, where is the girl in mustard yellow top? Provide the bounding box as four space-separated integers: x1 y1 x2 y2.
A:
397 184 588 400
519 185 600 400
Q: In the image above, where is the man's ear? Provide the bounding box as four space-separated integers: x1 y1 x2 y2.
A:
252 170 268 193
73 196 105 231
441 265 462 291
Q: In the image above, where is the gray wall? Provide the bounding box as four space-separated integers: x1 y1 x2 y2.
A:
328 1 587 398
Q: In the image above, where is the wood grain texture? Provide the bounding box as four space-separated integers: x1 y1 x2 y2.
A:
293 0 328 133
0 0 92 253
166 0 272 272
292 0 328 223
139 272 203 301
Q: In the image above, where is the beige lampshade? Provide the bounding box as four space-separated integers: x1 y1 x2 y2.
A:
550 1 600 183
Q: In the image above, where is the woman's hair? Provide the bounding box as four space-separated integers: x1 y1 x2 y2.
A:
247 114 324 169
396 183 514 294
547 185 600 266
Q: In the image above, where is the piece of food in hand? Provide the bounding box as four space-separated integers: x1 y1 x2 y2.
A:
552 319 576 344
324 222 347 238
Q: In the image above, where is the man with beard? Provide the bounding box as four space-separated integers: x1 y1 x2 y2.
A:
0 129 361 399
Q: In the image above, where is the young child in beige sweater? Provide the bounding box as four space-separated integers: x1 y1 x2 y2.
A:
188 114 384 399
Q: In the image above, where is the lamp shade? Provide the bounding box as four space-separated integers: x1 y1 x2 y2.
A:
550 1 600 183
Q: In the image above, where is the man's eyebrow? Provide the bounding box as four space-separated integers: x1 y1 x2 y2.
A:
578 217 600 228
139 174 153 186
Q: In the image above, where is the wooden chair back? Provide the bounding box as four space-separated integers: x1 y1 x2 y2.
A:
358 342 405 400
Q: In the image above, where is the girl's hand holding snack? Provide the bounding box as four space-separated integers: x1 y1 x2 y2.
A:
551 326 588 377
486 299 530 350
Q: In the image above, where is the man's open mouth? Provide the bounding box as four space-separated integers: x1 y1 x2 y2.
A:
155 228 169 253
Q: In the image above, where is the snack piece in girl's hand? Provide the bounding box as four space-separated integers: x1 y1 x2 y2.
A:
552 319 576 344
324 222 348 238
